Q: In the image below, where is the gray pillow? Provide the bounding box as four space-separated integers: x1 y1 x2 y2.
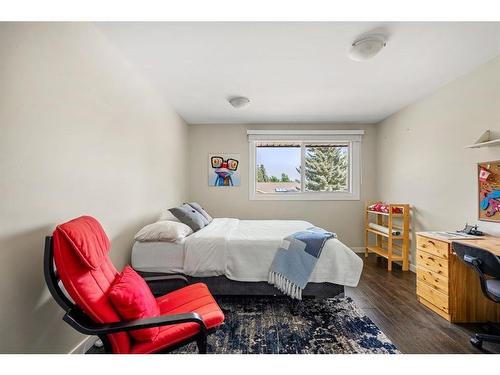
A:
169 204 209 231
187 202 213 223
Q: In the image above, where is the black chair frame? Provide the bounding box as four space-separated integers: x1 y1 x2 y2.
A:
452 241 500 350
43 236 213 354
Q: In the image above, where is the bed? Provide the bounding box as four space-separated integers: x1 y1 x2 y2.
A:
132 218 363 298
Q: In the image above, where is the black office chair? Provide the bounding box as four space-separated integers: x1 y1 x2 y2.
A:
452 242 500 349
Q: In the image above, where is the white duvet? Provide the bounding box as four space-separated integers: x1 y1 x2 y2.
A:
182 218 363 287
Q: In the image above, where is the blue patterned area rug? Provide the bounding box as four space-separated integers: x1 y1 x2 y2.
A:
174 296 399 354
87 296 399 354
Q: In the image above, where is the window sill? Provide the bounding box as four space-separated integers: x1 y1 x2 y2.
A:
249 192 360 201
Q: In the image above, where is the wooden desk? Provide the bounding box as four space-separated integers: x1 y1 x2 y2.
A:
453 238 500 257
416 232 500 323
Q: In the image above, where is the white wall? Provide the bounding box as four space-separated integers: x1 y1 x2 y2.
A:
188 123 378 249
2 22 499 354
377 55 500 266
0 23 189 353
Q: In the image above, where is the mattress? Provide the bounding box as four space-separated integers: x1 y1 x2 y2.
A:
132 240 185 274
131 218 363 287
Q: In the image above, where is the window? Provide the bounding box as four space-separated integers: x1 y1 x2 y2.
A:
304 143 349 192
256 143 301 194
248 130 363 200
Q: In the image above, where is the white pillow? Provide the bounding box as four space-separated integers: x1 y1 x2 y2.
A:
134 221 193 242
157 209 181 223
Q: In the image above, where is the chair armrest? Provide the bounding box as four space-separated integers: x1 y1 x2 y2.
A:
143 274 189 286
63 309 205 336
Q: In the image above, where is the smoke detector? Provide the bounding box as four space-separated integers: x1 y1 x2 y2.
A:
228 96 250 109
348 35 387 62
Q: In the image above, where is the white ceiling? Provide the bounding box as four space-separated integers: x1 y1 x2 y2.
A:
96 22 500 124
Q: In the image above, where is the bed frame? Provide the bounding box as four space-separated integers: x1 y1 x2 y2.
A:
138 271 345 299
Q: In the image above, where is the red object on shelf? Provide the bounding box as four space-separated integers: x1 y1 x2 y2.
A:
368 202 403 214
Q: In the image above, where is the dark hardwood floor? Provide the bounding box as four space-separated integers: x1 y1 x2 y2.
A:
346 254 500 354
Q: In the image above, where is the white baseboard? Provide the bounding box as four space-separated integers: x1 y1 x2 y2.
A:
351 247 365 253
354 246 416 273
69 336 97 354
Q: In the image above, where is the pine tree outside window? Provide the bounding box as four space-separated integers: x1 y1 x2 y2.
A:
248 130 363 200
304 144 349 192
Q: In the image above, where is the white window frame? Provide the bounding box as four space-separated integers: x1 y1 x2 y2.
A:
248 130 364 201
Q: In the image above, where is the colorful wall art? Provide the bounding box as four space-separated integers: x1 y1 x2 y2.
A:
478 160 500 222
208 154 241 187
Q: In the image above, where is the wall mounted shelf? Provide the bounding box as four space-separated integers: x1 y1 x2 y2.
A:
465 130 500 148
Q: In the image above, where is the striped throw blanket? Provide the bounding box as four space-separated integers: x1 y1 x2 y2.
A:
268 227 335 300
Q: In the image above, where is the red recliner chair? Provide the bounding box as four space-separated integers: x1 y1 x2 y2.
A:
43 216 224 354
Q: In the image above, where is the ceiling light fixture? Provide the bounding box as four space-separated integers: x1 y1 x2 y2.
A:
348 35 387 62
228 96 250 109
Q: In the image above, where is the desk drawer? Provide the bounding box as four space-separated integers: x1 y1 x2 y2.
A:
416 236 449 259
416 267 449 294
417 282 449 314
416 250 449 277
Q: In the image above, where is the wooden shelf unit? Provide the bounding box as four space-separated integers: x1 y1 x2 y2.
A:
364 202 410 271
